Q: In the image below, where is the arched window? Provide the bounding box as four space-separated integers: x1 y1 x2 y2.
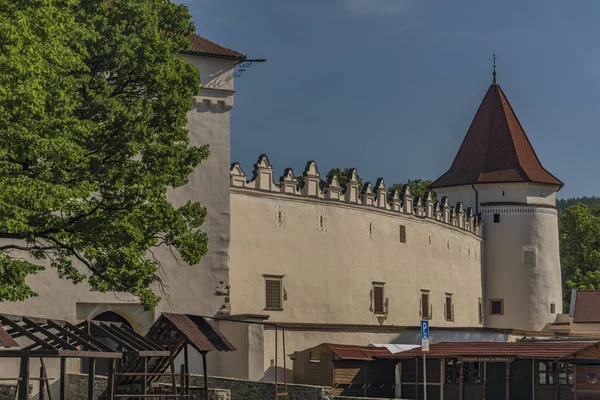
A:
81 311 132 375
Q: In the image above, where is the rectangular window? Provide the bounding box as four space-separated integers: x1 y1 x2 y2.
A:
421 290 430 319
373 283 385 314
445 294 453 321
493 213 500 223
538 361 568 386
399 225 407 243
551 303 556 313
264 276 283 310
478 298 483 324
490 299 503 315
445 359 482 384
524 250 536 265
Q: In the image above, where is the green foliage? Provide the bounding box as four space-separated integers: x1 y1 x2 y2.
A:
557 196 600 215
389 179 434 199
0 0 206 309
559 203 600 310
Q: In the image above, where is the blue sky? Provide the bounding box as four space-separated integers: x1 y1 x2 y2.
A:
182 0 600 199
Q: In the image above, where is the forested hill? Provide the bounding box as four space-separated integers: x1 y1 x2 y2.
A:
557 196 600 215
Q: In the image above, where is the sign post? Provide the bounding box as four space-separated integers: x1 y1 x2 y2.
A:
421 320 429 400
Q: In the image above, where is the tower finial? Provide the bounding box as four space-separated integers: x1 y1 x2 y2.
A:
491 52 497 84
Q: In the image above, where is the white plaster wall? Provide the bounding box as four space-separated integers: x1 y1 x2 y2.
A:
482 208 562 331
434 183 557 210
229 189 483 328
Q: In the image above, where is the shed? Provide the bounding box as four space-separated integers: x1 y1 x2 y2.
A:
291 343 396 398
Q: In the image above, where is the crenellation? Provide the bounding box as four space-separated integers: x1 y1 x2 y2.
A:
388 189 402 212
230 155 482 236
326 174 343 200
361 182 375 206
279 168 298 195
344 168 360 204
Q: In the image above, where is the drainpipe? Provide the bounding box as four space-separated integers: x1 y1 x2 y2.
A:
471 184 479 214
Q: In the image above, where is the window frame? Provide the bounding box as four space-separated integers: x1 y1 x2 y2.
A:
493 213 500 223
264 275 284 311
538 361 574 387
445 293 454 322
399 225 407 243
478 298 483 324
421 290 431 320
489 299 504 315
373 282 385 315
445 358 482 385
524 249 536 265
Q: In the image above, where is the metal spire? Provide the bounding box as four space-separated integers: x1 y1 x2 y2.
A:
491 52 497 84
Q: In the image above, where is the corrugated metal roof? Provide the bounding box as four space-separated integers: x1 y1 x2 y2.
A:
378 341 595 360
574 291 600 323
325 343 392 360
0 323 17 347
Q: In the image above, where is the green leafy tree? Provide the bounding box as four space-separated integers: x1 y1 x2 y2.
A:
559 204 600 310
389 179 433 199
0 0 207 309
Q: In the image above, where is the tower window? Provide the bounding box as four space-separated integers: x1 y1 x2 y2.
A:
490 299 504 315
421 290 430 319
524 250 536 265
445 294 454 321
264 275 283 310
551 303 556 313
493 213 500 223
373 283 385 314
399 225 407 243
478 298 483 324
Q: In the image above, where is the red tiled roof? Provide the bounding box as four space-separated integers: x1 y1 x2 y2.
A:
325 343 392 360
574 291 600 323
185 33 246 60
377 341 594 360
0 324 17 348
430 84 562 189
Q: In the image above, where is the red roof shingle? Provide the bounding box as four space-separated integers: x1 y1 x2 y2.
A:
378 341 593 360
573 291 600 323
430 84 562 189
325 343 392 360
185 33 246 60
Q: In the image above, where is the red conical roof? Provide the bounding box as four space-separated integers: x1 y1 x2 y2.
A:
430 84 562 189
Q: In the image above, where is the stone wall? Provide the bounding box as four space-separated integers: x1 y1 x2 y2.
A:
187 375 333 400
65 373 331 400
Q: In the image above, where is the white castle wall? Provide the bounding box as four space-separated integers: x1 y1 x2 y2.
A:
435 182 562 332
228 155 485 377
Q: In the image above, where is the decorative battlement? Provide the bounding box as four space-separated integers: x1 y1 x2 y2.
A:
230 155 482 236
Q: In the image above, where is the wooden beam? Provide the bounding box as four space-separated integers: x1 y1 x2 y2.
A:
1 317 53 349
184 345 190 394
88 358 96 400
39 365 45 400
22 317 77 350
202 351 209 400
59 358 66 400
142 357 148 396
107 359 115 400
18 351 30 400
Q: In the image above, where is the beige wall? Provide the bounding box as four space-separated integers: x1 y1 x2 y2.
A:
435 182 562 332
229 187 483 328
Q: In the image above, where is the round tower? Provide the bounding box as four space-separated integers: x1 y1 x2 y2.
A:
430 81 563 332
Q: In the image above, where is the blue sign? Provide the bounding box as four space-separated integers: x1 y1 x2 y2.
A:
421 320 429 339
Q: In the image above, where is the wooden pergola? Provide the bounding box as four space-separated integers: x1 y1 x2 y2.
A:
0 314 122 400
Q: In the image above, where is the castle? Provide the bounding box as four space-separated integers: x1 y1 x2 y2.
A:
0 35 564 382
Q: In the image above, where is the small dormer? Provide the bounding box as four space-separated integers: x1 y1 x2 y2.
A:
344 168 360 203
301 161 322 197
279 168 298 195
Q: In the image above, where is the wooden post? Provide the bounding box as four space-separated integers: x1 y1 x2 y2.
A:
574 364 577 400
38 365 45 400
169 348 177 395
282 327 288 396
183 345 189 394
202 351 209 400
179 364 185 398
59 358 66 400
39 359 52 400
18 351 30 400
505 361 510 400
107 359 115 400
275 325 278 396
88 358 96 400
142 357 148 397
458 361 464 400
556 362 560 400
415 357 419 400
